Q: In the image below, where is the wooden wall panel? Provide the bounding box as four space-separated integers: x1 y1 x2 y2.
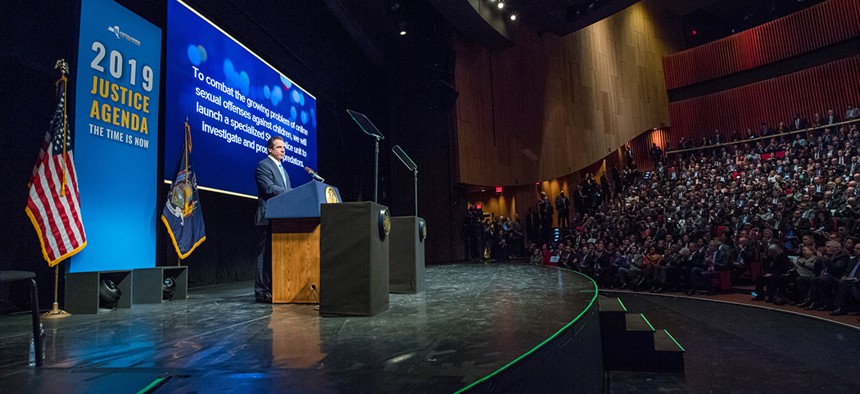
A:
455 0 681 187
664 0 860 89
667 55 860 147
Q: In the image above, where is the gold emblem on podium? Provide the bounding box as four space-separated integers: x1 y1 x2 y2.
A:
379 208 391 239
419 220 427 242
325 186 340 203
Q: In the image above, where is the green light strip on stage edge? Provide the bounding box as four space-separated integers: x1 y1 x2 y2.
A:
616 297 627 312
136 377 168 394
664 329 686 352
640 313 656 332
454 269 598 394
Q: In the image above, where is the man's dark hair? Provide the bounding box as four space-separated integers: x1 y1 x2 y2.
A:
267 135 284 149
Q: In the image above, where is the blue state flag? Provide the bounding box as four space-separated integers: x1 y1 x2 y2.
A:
162 120 206 259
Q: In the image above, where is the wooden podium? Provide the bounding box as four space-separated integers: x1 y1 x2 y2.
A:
265 180 341 303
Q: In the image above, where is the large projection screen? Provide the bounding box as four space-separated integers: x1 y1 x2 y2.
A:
165 0 318 198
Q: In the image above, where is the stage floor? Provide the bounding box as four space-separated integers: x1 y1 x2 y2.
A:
603 292 860 393
0 263 596 393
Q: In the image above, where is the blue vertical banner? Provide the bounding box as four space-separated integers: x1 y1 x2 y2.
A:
73 0 161 272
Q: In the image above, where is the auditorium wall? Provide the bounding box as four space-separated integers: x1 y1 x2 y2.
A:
668 55 860 148
663 0 860 90
662 0 860 150
454 0 683 187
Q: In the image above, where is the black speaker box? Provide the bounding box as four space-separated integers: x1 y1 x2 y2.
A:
319 202 389 316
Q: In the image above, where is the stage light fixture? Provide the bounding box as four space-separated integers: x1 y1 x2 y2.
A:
163 276 176 301
392 1 408 37
510 13 517 21
498 1 505 10
98 279 121 308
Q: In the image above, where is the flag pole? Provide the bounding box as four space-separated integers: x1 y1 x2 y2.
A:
180 117 190 267
43 59 72 319
43 265 70 319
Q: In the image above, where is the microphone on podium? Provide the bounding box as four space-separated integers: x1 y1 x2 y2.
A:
305 166 325 183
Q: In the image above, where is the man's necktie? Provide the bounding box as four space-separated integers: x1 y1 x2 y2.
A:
277 162 287 187
848 260 860 280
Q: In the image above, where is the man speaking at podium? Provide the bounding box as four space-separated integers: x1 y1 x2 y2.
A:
254 136 291 303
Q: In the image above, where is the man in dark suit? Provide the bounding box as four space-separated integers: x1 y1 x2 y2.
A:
804 240 850 311
830 243 860 315
254 136 291 303
689 238 730 295
752 244 791 302
791 113 809 131
556 191 570 228
826 109 841 127
538 192 553 243
845 104 859 120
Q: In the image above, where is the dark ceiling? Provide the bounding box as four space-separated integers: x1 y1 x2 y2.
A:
501 0 825 41
672 0 826 48
324 0 829 63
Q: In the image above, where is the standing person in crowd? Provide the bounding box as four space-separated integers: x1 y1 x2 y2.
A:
826 109 841 127
846 104 860 120
556 191 570 228
526 208 540 246
510 214 525 257
612 165 624 196
791 113 809 131
600 173 612 203
650 143 663 163
573 186 586 217
538 191 554 243
461 205 482 262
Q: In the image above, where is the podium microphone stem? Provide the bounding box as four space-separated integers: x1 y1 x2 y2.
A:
374 138 379 202
414 168 418 217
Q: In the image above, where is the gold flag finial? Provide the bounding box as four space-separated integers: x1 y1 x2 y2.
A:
54 59 69 76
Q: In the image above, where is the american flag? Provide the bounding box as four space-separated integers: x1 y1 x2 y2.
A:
25 79 86 267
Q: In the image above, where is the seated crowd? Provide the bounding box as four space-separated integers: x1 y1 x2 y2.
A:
526 106 860 317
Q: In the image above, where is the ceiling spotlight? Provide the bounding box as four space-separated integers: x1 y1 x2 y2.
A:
498 1 505 9
400 29 407 36
398 20 407 36
510 13 517 21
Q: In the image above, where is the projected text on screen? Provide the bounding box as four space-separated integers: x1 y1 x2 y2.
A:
165 0 317 198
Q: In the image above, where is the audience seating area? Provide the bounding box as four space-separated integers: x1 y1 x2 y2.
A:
526 106 860 320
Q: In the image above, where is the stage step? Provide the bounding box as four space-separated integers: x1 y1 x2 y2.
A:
653 329 685 353
598 297 628 336
650 329 686 373
598 296 627 312
598 295 685 373
625 313 655 332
